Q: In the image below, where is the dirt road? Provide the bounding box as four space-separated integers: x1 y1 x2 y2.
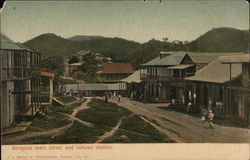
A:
108 97 249 143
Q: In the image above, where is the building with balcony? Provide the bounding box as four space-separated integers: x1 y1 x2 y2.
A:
0 33 41 129
96 63 134 83
140 52 195 102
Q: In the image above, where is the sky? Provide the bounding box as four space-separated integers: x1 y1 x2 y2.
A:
1 0 249 43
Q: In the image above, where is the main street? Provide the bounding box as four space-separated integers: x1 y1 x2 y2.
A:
107 97 249 143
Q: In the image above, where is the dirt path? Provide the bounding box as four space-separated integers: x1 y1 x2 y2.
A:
105 97 249 143
51 98 93 138
3 124 71 144
64 96 81 106
95 114 133 143
4 98 93 144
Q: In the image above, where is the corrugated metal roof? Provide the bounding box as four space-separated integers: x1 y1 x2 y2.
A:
142 53 187 66
1 33 36 52
185 55 242 83
1 33 25 50
65 83 121 92
16 43 36 52
188 52 245 64
120 70 141 83
220 54 250 63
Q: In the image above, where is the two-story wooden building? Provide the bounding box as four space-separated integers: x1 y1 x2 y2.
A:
1 33 41 129
140 52 195 102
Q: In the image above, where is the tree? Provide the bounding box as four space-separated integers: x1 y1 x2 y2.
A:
40 56 65 87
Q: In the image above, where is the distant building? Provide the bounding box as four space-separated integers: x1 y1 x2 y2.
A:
96 63 134 83
68 62 83 76
65 83 123 96
0 33 41 129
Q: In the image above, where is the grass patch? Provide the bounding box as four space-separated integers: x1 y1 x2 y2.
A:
2 111 70 144
49 100 83 114
57 96 77 104
27 111 70 132
17 134 53 144
103 115 172 143
49 121 106 143
76 99 131 128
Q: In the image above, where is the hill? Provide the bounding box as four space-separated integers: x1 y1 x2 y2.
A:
23 27 249 66
189 27 249 52
23 33 82 57
23 34 140 60
127 27 249 68
68 35 105 41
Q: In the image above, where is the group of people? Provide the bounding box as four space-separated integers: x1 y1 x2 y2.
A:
186 98 220 129
201 106 214 129
104 92 121 103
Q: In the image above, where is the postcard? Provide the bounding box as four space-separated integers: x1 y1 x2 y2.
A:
1 0 249 159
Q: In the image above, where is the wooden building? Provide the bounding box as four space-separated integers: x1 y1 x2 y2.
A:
220 54 250 122
38 72 55 104
96 63 134 83
0 33 41 129
185 55 247 119
140 52 195 102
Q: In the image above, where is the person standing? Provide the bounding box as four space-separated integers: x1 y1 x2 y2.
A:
200 106 207 123
208 98 213 111
118 94 121 102
105 92 108 103
186 101 192 114
208 110 214 129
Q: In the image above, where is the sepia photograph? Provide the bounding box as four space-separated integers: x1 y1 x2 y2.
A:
1 0 249 159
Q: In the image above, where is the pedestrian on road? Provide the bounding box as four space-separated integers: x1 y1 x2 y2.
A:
200 106 207 123
208 110 214 129
105 93 108 103
118 94 121 102
186 101 192 114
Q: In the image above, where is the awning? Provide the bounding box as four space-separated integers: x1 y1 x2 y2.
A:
120 70 141 83
167 64 194 70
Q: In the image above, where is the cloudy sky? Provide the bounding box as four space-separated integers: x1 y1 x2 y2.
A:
1 0 249 43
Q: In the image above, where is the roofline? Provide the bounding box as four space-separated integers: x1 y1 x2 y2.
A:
185 74 241 84
221 62 250 64
0 48 40 54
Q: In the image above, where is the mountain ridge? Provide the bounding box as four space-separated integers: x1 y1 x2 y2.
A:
22 27 249 67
